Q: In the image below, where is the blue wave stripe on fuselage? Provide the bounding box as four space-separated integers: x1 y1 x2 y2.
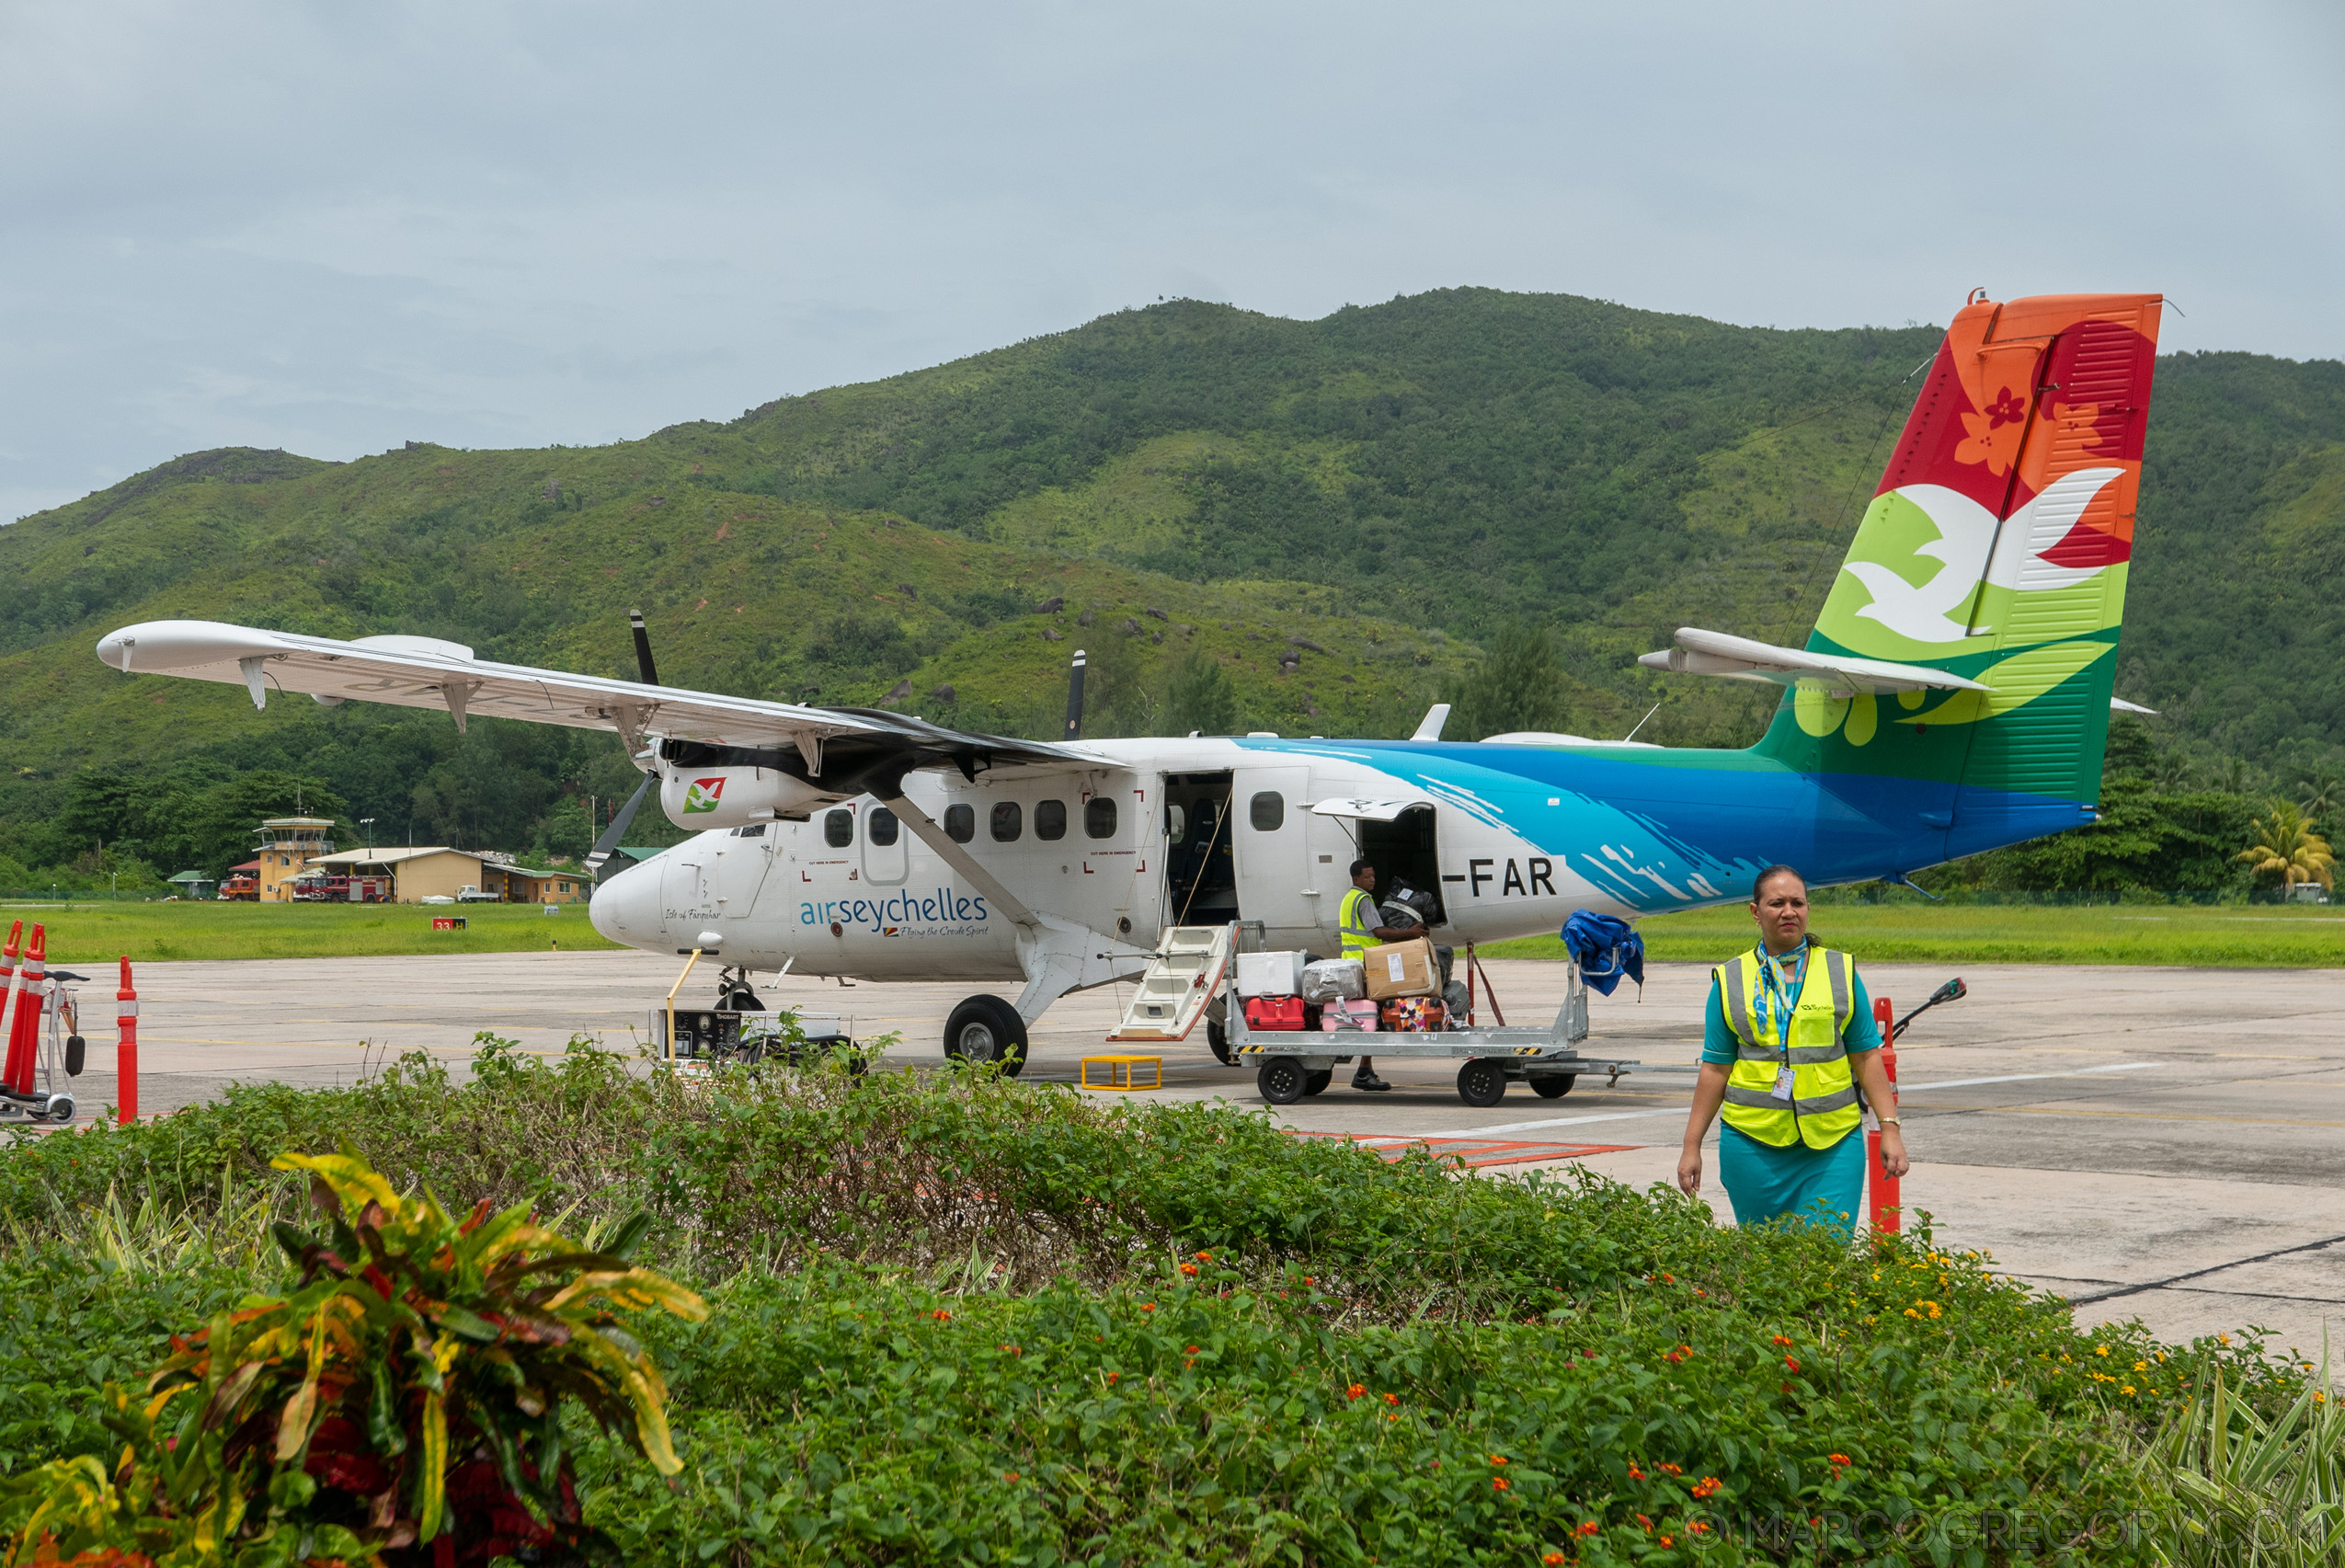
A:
1236 739 2082 913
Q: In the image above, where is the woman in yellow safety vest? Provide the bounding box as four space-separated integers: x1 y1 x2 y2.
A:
1675 864 1907 1232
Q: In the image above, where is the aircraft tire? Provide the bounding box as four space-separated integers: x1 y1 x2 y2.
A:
1301 1068 1333 1097
1257 1058 1308 1105
1528 1074 1576 1099
1455 1059 1506 1108
944 996 1027 1078
1207 1019 1233 1066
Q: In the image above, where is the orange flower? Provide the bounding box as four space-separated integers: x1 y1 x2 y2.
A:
1636 1514 1653 1529
1302 1276 1315 1287
1657 1536 1674 1549
1542 1555 1566 1566
1689 1521 1710 1535
931 1309 951 1322
1346 1382 1367 1400
1574 1521 1600 1537
1691 1476 1720 1499
1180 1264 1199 1276
1628 1464 1645 1481
1783 1356 1800 1372
1186 1345 1200 1355
1490 1455 1509 1466
1659 1464 1682 1476
1004 1471 1020 1481
1194 1250 1213 1262
1493 1477 1511 1492
1772 1334 1793 1347
1140 1303 1155 1312
1383 1392 1400 1405
1828 1453 1851 1468
1105 1371 1119 1384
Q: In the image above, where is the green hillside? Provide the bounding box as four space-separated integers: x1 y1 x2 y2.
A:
2 289 2339 889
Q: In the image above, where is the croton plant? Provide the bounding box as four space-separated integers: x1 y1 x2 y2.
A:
2 1143 705 1568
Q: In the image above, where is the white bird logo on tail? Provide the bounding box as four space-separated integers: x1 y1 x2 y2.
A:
1838 469 2126 646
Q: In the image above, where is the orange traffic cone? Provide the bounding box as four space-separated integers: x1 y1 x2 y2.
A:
116 956 139 1126
5 924 44 1097
0 921 23 1094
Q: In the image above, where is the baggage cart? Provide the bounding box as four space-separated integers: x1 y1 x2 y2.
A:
1218 926 1676 1107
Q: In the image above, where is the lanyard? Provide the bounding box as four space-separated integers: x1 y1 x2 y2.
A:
1755 943 1808 1054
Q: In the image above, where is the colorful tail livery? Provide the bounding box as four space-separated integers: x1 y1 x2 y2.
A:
1756 292 2162 856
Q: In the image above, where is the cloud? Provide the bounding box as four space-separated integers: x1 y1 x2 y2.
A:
4 0 2339 518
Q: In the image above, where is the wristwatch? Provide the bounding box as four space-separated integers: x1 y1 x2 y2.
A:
1879 1116 1903 1127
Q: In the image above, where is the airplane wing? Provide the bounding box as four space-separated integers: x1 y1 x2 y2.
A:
95 619 1093 790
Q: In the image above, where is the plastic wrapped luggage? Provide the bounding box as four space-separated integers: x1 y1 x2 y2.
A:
1299 958 1367 1002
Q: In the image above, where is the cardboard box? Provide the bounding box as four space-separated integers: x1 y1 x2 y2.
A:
1235 950 1309 998
1363 937 1440 1001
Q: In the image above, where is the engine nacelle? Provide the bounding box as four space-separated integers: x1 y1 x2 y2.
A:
658 766 840 829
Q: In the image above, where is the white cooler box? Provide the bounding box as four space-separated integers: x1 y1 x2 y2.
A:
1234 950 1309 999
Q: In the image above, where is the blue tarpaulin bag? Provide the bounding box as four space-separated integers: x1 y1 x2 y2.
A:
1561 910 1644 997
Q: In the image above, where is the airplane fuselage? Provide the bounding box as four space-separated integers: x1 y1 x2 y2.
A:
588 733 2082 981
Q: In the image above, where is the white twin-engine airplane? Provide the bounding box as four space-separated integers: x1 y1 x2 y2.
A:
94 293 2168 1070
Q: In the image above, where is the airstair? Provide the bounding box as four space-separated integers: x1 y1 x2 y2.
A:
1105 925 1232 1042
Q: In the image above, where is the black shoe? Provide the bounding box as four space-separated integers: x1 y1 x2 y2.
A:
1353 1074 1391 1093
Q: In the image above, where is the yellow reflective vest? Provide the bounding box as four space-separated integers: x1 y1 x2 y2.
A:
1713 942 1861 1150
1338 887 1383 961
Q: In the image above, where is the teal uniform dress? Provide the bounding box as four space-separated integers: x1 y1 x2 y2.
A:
1701 949 1882 1234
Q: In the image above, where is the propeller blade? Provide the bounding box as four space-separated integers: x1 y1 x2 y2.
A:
585 773 655 881
629 609 661 687
1063 649 1086 741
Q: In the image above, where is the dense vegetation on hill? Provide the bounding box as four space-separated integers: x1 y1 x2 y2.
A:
0 289 2338 889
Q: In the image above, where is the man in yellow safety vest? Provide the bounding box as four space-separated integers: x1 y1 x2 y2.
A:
1675 864 1908 1231
1338 858 1422 1093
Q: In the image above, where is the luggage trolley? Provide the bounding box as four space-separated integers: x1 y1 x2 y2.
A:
0 967 86 1125
1220 933 1656 1107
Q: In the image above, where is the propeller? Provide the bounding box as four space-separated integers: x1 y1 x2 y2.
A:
587 609 663 882
1063 649 1086 741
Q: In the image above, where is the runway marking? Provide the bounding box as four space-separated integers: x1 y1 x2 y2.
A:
1410 1063 2161 1139
2064 1231 2345 1307
1916 1104 2345 1128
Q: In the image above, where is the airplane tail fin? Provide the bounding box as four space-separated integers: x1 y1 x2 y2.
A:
1751 292 2164 853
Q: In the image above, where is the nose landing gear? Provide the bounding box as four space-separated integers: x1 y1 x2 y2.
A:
944 995 1028 1077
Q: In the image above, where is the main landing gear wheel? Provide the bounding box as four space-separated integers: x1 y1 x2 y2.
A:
944 995 1027 1078
1207 1018 1232 1066
1528 1074 1577 1100
1257 1057 1309 1105
1302 1068 1333 1097
1455 1059 1507 1108
717 985 764 1013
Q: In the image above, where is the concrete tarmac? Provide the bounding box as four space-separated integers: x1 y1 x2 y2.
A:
19 948 2341 1365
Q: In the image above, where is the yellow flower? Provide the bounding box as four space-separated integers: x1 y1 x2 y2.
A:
2133 1361 2148 1372
2220 1334 2230 1346
2096 1346 2111 1357
2122 1386 2136 1395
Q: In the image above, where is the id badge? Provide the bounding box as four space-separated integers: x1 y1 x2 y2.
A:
1770 1067 1795 1102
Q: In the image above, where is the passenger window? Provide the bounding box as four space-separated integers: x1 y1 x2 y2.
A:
823 809 853 848
1085 797 1117 840
867 807 899 846
1035 799 1067 841
944 804 975 843
1249 792 1286 831
990 802 1023 842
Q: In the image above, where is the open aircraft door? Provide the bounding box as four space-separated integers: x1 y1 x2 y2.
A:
1231 764 1320 945
1310 795 1447 930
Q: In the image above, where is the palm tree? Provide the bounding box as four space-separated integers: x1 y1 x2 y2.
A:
2236 802 2337 899
2298 768 2344 822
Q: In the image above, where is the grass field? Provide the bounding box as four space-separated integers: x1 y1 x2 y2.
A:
0 901 624 965
6 898 2341 967
1485 901 2345 967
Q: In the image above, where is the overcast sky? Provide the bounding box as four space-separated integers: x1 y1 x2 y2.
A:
4 0 2339 521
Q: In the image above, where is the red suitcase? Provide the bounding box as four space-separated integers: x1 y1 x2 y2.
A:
1244 996 1308 1031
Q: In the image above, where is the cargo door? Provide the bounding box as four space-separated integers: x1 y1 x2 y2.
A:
659 847 709 940
1231 764 1315 944
713 824 777 923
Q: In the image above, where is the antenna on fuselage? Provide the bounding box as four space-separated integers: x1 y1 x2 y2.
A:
1064 649 1087 741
